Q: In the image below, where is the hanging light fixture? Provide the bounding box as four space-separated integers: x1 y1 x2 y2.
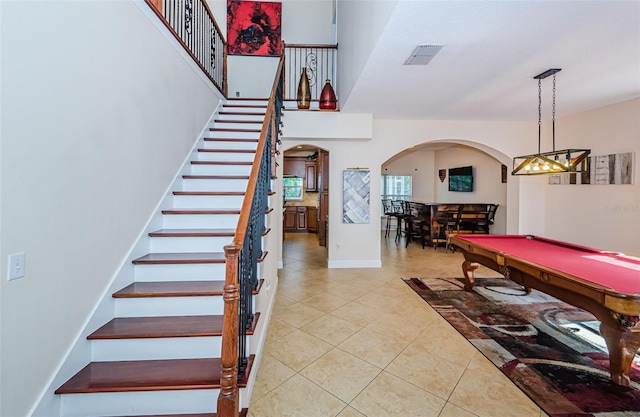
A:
512 68 590 176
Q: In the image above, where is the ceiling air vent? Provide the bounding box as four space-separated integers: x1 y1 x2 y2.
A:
405 45 444 65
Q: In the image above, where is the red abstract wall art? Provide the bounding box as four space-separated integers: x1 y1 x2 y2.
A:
227 1 282 56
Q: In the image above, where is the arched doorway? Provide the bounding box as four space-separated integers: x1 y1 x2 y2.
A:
381 141 510 243
282 145 330 257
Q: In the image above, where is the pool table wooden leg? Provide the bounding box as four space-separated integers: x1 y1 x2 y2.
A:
462 261 479 291
599 321 640 387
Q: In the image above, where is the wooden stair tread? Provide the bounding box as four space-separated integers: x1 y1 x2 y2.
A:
113 280 264 298
222 104 267 108
214 119 262 124
88 315 224 339
88 314 260 339
55 356 254 394
204 137 259 142
149 229 235 237
162 209 241 215
55 358 223 393
227 97 268 101
173 191 245 196
110 413 216 417
108 410 248 417
219 111 266 116
182 175 249 180
191 161 253 166
209 127 260 133
197 148 256 153
132 252 225 265
106 411 248 417
113 281 225 298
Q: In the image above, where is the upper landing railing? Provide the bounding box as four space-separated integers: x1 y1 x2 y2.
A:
284 43 338 105
146 0 227 96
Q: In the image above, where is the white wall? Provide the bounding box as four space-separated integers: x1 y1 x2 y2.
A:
434 146 508 234
0 2 220 416
543 98 640 254
336 0 398 109
382 150 436 203
283 116 524 267
283 98 640 269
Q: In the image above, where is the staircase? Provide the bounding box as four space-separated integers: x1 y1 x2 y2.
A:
54 98 272 417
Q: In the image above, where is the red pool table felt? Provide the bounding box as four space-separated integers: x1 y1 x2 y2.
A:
456 235 640 295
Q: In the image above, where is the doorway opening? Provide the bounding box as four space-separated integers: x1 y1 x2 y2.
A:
282 146 330 252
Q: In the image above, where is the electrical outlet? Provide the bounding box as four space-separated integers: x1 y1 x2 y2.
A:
8 252 25 281
235 91 240 97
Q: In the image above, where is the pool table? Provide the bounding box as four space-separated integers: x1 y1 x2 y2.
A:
449 234 640 387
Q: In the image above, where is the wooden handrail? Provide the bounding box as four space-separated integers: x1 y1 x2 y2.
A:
228 82 279 249
217 49 285 417
284 43 338 49
144 0 227 96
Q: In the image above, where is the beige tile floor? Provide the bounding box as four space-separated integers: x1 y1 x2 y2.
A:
248 232 548 417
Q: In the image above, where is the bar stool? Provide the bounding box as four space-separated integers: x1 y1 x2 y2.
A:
390 200 407 242
382 199 395 238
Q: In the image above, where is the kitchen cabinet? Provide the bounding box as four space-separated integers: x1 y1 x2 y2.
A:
305 161 317 192
283 206 318 232
283 157 306 178
307 207 318 232
297 208 307 229
283 207 297 230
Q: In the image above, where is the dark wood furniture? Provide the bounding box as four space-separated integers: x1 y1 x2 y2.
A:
318 150 329 246
450 234 640 387
283 206 317 232
399 202 498 248
307 206 318 232
305 161 317 191
283 156 306 178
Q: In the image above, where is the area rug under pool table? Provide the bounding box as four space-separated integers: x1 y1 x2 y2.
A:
403 277 640 417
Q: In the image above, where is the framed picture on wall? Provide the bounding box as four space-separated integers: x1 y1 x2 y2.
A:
227 1 282 56
343 169 370 224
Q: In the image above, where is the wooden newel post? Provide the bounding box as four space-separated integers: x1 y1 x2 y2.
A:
217 244 240 417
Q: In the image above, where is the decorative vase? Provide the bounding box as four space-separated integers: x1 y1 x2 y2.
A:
319 79 337 110
296 67 311 110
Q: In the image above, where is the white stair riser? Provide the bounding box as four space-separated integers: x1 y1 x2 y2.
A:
182 178 249 192
149 236 233 253
163 213 239 229
201 140 258 151
115 296 224 317
215 113 265 121
91 336 222 361
173 194 245 208
212 122 263 130
60 389 219 417
225 101 268 107
197 151 255 163
134 263 226 281
190 163 252 176
206 130 260 139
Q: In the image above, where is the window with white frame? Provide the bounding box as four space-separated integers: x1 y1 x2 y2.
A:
381 175 412 201
283 177 304 201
